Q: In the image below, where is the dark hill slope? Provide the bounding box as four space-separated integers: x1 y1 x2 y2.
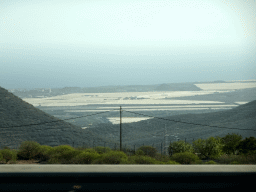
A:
81 100 256 151
0 86 103 149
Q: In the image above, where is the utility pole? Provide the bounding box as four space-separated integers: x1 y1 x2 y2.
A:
120 106 122 152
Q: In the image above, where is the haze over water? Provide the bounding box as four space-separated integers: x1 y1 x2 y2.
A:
1 0 256 89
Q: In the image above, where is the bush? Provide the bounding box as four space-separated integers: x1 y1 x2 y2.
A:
168 140 195 155
75 144 90 151
154 160 167 164
0 152 5 163
94 146 112 154
0 149 17 163
237 150 256 157
235 137 256 155
128 155 158 164
70 152 101 164
218 133 243 155
92 151 128 164
154 153 170 163
50 145 75 154
169 152 200 164
230 161 240 164
235 153 256 164
16 141 42 160
122 146 135 156
33 145 54 161
213 154 252 164
192 137 225 160
164 160 181 165
192 160 203 164
48 145 82 163
82 148 98 154
136 146 157 158
1 146 11 150
204 160 217 164
8 160 17 164
217 153 255 164
46 157 62 164
135 149 145 156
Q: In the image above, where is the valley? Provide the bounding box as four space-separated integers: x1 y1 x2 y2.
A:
6 80 256 153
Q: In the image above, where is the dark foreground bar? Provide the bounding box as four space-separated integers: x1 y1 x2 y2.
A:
1 172 255 191
0 165 255 191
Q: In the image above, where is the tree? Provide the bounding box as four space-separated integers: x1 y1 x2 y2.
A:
168 140 195 156
217 133 243 155
235 136 256 155
17 141 42 160
137 146 157 158
192 137 225 160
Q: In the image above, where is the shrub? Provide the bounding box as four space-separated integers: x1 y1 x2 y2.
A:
137 146 157 158
230 161 240 164
128 155 158 164
164 160 181 165
218 133 243 155
122 146 135 156
1 146 11 150
135 149 145 156
0 149 17 163
33 145 54 161
214 154 246 164
192 137 225 160
92 151 128 164
169 152 200 164
50 145 75 154
0 152 5 163
94 146 112 154
154 160 167 164
236 153 256 164
235 137 256 155
204 160 217 164
192 160 203 164
70 152 101 164
46 157 62 164
16 141 42 160
48 145 82 163
168 140 195 155
154 153 170 163
82 148 98 154
237 150 256 157
75 144 90 150
8 160 17 164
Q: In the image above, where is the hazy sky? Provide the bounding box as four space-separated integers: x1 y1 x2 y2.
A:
1 0 256 89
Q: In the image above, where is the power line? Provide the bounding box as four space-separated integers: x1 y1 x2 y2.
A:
123 110 256 132
0 108 120 148
1 106 254 132
1 106 255 151
0 109 119 129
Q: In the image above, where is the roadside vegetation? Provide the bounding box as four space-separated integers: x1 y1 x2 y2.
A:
0 133 255 165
